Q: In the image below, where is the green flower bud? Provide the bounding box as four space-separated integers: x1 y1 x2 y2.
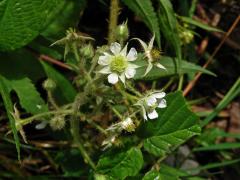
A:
115 21 129 42
43 79 56 91
80 43 94 59
50 116 65 131
179 30 194 45
94 174 107 180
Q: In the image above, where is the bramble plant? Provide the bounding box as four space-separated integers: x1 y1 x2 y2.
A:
0 0 239 179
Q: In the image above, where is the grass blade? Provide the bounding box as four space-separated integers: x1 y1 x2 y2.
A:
193 143 240 152
201 77 240 127
0 75 21 161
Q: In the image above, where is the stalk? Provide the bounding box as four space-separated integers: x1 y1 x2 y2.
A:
108 0 119 44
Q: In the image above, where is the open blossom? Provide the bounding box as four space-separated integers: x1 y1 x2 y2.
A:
136 91 167 120
134 35 166 76
98 42 139 84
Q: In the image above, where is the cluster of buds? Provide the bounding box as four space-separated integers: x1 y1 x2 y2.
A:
51 28 94 60
179 30 194 45
177 23 194 45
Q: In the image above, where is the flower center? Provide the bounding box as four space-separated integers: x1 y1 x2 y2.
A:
150 48 161 62
110 55 128 73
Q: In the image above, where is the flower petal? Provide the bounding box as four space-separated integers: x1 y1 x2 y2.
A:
35 121 48 130
148 109 158 119
122 117 132 129
156 63 166 70
119 73 126 84
143 62 153 76
152 92 166 99
128 63 140 69
158 99 167 108
108 73 119 84
148 34 155 50
98 54 111 65
146 96 157 107
125 67 136 79
141 106 148 121
133 38 148 51
127 48 137 61
110 42 121 55
120 43 128 56
99 66 111 74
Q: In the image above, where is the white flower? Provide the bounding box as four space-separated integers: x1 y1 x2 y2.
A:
136 91 167 120
134 35 166 76
98 42 139 84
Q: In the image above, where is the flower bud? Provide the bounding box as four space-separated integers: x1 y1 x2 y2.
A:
80 43 94 59
94 174 107 180
121 117 135 132
43 79 56 91
50 116 65 131
179 30 194 45
115 22 129 42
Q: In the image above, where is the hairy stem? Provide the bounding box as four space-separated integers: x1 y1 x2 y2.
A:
71 94 96 169
47 91 59 109
126 83 142 97
73 45 92 82
108 0 119 44
19 110 73 126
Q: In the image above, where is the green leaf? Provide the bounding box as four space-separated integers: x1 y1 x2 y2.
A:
122 0 161 47
142 170 160 180
193 143 240 152
143 165 192 180
144 125 200 156
0 75 21 160
138 91 201 158
42 0 87 40
10 77 48 114
0 49 45 82
0 0 59 51
178 16 223 32
159 165 186 180
0 49 47 115
96 147 143 179
134 56 215 80
40 62 77 103
158 0 182 71
186 159 240 172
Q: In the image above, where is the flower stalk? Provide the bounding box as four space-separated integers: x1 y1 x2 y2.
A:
108 0 120 44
